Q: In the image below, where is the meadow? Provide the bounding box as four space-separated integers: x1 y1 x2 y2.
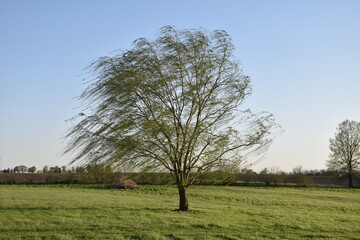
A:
0 185 360 239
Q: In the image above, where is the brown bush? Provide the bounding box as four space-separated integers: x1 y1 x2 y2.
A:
106 178 139 189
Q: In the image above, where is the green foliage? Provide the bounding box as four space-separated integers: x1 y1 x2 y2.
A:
259 168 287 186
28 166 37 173
1 185 360 239
195 170 236 185
66 171 76 184
75 166 86 174
84 164 117 184
65 26 278 210
13 165 28 173
131 172 175 185
4 178 16 185
295 175 314 187
51 166 62 173
242 169 255 185
131 170 237 186
270 172 287 185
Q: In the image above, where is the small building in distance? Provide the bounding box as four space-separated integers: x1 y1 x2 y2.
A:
49 166 61 173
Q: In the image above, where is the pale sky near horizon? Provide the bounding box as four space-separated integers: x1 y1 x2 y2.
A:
1 0 360 172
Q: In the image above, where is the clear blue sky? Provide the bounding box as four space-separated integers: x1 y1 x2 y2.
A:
1 0 360 172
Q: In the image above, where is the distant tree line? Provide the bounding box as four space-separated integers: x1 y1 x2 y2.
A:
1 163 358 187
239 165 360 187
2 165 65 174
2 118 360 188
2 165 36 173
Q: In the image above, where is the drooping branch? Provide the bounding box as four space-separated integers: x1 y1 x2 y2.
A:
65 26 279 210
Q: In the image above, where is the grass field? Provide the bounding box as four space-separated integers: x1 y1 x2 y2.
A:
1 185 360 239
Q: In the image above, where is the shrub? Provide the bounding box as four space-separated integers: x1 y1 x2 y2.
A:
196 171 236 185
66 171 75 184
106 178 139 189
295 175 314 187
243 169 255 185
45 175 55 184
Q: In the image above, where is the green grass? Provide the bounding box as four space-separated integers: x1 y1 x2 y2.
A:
1 185 360 239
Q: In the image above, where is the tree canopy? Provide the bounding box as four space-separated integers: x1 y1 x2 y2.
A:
65 26 278 210
327 120 360 188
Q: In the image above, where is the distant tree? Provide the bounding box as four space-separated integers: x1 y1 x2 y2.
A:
327 120 360 188
13 166 20 173
242 169 256 185
259 167 286 186
269 166 286 185
13 165 28 173
18 165 28 173
28 166 37 173
259 168 272 185
43 166 49 173
319 169 332 176
51 166 61 173
61 166 67 173
292 165 303 175
64 26 278 211
260 168 269 175
303 169 318 176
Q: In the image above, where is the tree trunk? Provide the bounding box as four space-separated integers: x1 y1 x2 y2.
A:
349 171 353 188
178 186 189 211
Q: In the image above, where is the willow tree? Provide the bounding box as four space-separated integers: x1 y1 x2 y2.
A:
65 26 277 211
327 120 360 188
